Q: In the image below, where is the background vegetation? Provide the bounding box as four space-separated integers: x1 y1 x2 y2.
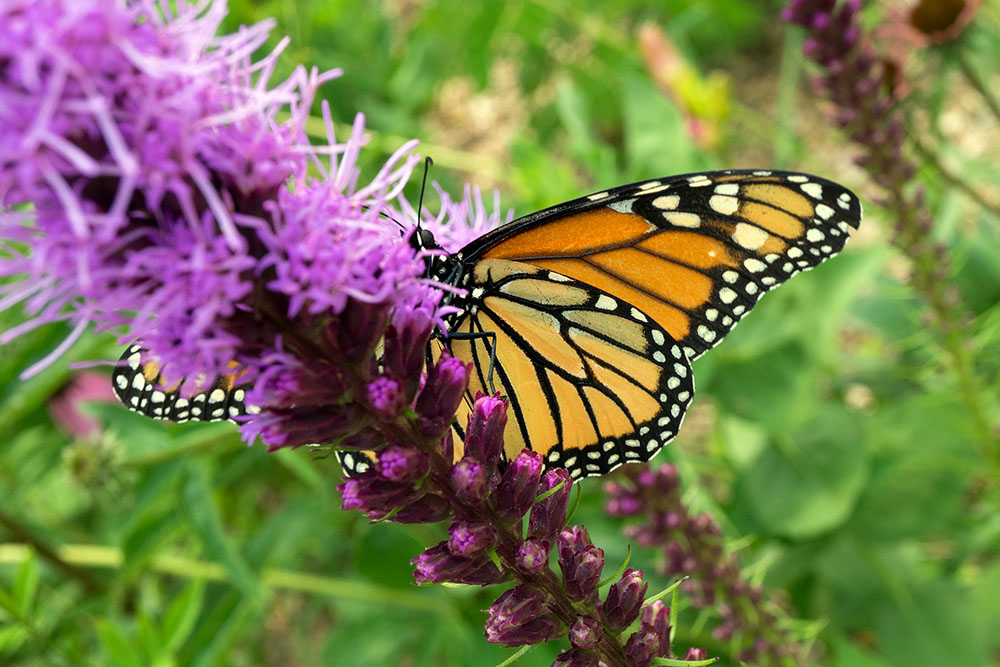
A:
2 0 999 665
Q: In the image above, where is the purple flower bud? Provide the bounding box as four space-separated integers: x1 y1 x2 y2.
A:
568 616 602 650
494 449 543 522
367 376 406 419
516 538 551 574
414 354 469 436
383 305 435 391
375 446 428 483
640 601 671 655
463 393 507 466
448 522 496 558
412 541 502 585
338 474 421 514
682 648 708 661
528 468 571 539
328 299 390 363
451 456 487 502
386 494 451 524
553 649 599 667
252 403 364 452
624 630 657 667
483 585 560 647
558 527 604 602
600 568 647 632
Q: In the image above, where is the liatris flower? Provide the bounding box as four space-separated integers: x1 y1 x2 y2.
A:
606 464 805 665
783 1 998 467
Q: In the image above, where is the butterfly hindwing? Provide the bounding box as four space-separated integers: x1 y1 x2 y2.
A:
445 258 694 480
469 169 862 361
111 344 253 423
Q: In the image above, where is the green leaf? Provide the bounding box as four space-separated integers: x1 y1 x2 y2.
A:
738 405 868 538
159 579 205 658
97 618 143 667
180 463 264 601
13 549 39 616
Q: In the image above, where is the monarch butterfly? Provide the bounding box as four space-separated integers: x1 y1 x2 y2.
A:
113 169 861 480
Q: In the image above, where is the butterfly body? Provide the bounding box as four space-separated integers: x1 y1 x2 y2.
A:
114 169 862 480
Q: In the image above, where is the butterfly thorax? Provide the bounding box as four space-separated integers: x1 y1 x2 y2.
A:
410 227 469 331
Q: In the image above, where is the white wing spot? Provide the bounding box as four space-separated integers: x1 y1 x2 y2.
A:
674 362 687 377
705 308 718 321
697 325 716 343
806 228 825 242
733 223 768 250
596 295 617 311
816 203 835 220
671 345 682 359
609 199 636 214
131 374 146 390
715 183 739 196
128 352 142 370
745 282 759 295
115 375 128 389
752 170 772 176
744 258 766 273
787 247 804 259
630 308 647 322
653 195 680 210
548 272 571 283
653 351 666 363
688 176 712 187
719 287 737 304
733 305 746 315
587 191 609 201
722 270 738 284
667 377 681 389
801 182 824 199
709 195 739 215
638 181 663 190
651 329 665 345
151 391 165 403
678 390 690 402
787 175 809 183
664 211 701 228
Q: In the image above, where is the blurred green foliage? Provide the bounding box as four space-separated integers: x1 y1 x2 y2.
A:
2 1 999 665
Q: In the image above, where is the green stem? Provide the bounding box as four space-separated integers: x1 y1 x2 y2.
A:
0 543 445 613
909 134 1000 218
956 49 1000 125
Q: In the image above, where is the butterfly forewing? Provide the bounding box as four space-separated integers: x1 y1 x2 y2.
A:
472 170 862 361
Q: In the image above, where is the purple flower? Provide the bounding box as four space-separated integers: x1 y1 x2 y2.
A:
515 538 551 574
413 541 503 586
558 527 604 603
483 584 560 647
528 467 572 539
414 353 470 436
462 392 508 468
553 649 600 667
451 456 488 501
338 473 422 515
493 449 544 522
568 616 602 650
448 522 496 558
375 446 428 483
600 568 647 633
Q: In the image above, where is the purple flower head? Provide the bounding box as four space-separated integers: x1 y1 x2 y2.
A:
682 647 709 661
448 521 497 558
558 526 604 602
463 392 508 468
624 630 657 667
412 541 503 586
568 616 602 650
528 467 572 539
367 376 406 419
375 446 428 483
382 303 436 395
483 584 560 647
640 600 671 656
397 183 512 255
494 448 544 522
451 456 488 502
414 353 470 436
515 538 551 574
600 568 647 633
338 473 422 515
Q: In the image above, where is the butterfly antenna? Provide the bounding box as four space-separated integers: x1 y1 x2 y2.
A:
415 156 434 231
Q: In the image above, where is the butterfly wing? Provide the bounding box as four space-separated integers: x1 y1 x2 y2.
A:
461 170 862 361
444 258 693 479
111 344 254 423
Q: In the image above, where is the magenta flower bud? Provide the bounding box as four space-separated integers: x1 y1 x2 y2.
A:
367 376 406 419
451 456 487 502
558 527 604 602
414 354 469 436
568 616 602 650
600 568 647 633
252 403 365 452
386 494 451 524
483 585 560 647
515 538 551 574
412 541 501 585
448 521 496 558
624 630 657 667
682 648 708 661
329 299 391 363
528 467 571 539
375 446 428 483
553 649 599 667
640 601 671 655
383 306 435 390
463 393 508 466
338 474 421 513
494 449 543 522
